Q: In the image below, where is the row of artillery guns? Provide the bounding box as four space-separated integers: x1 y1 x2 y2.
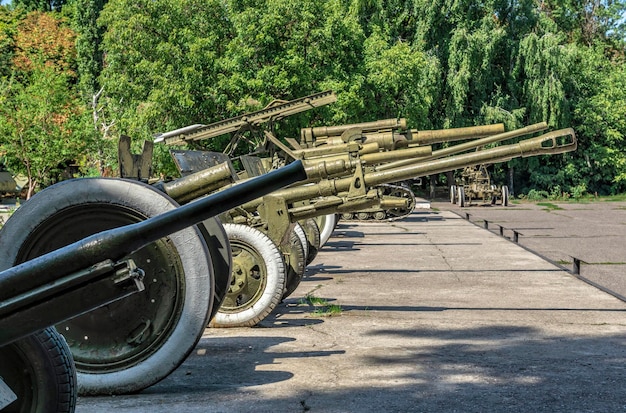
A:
0 90 577 411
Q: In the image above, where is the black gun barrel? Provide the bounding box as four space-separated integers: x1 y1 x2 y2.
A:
0 161 306 346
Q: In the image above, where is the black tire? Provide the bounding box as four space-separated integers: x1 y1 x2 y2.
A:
0 178 213 395
299 218 321 265
502 185 510 206
293 222 309 267
0 327 77 413
450 185 457 204
211 224 285 327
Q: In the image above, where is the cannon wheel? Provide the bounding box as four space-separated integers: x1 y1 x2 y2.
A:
282 224 307 300
457 186 466 207
502 185 510 206
315 213 337 247
300 218 321 265
211 223 285 327
0 328 76 413
198 217 233 322
383 184 417 220
450 185 457 204
0 178 214 395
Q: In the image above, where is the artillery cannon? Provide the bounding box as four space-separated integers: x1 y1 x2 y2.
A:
168 127 576 328
451 164 509 207
151 93 576 329
0 160 306 404
0 165 19 197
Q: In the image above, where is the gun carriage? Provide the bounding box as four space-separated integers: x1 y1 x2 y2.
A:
0 161 306 407
450 164 509 207
155 110 577 329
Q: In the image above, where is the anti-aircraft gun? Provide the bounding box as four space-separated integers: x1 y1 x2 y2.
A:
156 115 577 329
0 159 306 403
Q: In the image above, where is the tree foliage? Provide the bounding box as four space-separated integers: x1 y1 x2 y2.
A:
0 0 625 196
0 10 90 198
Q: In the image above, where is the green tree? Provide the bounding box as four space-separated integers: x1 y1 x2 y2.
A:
0 10 89 197
0 66 88 198
12 0 67 12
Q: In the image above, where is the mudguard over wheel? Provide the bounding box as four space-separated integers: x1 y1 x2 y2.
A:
0 327 77 413
0 178 214 395
211 223 286 327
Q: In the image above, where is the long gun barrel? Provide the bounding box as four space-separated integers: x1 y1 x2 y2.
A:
245 129 576 209
378 122 549 171
0 161 307 346
301 121 506 151
154 91 337 145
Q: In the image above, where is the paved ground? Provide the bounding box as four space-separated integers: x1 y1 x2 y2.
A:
74 205 626 413
433 199 626 300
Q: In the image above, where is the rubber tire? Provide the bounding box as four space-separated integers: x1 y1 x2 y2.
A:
282 224 307 300
457 186 466 207
0 178 213 395
316 214 336 247
299 218 321 265
293 222 309 268
502 185 510 206
450 185 457 204
211 224 285 327
198 217 233 322
0 327 77 413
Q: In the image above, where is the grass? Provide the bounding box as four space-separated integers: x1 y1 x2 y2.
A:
300 294 342 317
536 202 563 211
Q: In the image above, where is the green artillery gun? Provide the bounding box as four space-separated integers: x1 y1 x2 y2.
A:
451 164 509 207
0 160 306 402
293 119 507 220
154 95 576 328
154 89 341 247
160 126 576 329
0 164 19 197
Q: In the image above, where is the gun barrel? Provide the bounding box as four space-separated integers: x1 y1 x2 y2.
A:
155 91 337 145
366 128 576 186
410 123 505 145
379 122 549 171
301 118 407 142
154 161 236 204
254 129 575 205
0 161 307 346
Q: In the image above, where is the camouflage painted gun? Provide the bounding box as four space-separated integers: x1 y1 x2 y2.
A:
0 160 306 403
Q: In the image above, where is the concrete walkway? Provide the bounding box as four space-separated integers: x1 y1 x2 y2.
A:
76 209 626 412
